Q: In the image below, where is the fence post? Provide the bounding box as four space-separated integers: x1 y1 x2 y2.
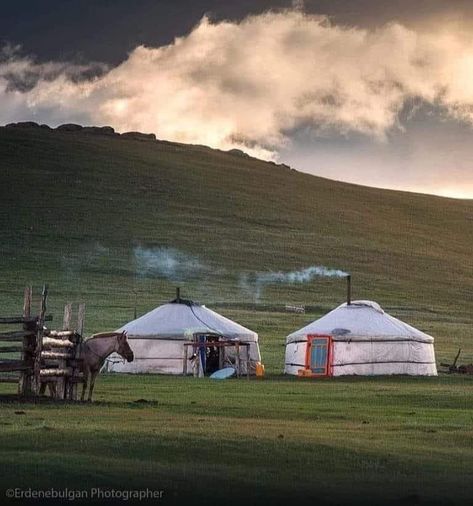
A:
70 303 86 400
56 303 72 400
33 285 48 396
19 286 33 396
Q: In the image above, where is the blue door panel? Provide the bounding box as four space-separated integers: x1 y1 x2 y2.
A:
310 338 329 374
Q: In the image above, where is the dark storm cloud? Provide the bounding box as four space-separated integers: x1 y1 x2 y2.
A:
3 0 473 63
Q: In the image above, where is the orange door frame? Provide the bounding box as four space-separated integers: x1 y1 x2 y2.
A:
304 334 333 377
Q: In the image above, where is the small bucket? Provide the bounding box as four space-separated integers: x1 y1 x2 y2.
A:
255 362 265 377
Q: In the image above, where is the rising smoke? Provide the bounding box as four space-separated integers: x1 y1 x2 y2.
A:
133 245 205 281
240 265 348 301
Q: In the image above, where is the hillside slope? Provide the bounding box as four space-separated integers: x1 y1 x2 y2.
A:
0 124 471 338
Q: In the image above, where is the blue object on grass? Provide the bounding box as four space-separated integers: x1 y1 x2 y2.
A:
209 367 236 380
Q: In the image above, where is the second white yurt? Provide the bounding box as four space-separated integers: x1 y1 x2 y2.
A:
107 295 261 375
285 300 437 377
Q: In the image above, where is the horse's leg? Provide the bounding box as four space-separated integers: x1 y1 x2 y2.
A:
88 370 99 402
48 382 57 398
81 369 89 402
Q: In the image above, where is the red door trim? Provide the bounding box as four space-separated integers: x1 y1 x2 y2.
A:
304 334 333 377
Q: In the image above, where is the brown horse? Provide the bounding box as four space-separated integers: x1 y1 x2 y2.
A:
79 331 134 401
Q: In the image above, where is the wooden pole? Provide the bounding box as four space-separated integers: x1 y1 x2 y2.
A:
193 340 199 377
235 342 241 378
33 285 48 396
19 286 33 396
71 303 86 400
63 303 72 330
77 304 86 337
56 303 72 400
182 344 188 376
246 344 250 380
218 339 224 370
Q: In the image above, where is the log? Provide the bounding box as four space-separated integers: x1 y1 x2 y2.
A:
42 337 74 348
40 368 72 377
41 351 73 360
0 330 35 341
45 330 75 338
0 360 31 372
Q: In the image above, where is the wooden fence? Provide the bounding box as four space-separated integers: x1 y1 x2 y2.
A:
0 285 85 400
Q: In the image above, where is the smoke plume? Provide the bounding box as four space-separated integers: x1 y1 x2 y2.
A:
3 11 473 160
240 265 348 301
133 246 205 281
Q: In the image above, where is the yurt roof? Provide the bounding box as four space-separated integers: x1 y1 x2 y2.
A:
118 300 258 341
286 300 434 344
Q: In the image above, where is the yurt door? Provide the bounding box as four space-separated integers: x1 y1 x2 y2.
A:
306 335 331 376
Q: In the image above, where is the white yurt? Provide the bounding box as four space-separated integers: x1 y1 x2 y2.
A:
285 300 437 377
107 296 261 375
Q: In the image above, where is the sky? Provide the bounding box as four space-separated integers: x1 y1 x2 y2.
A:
1 0 473 199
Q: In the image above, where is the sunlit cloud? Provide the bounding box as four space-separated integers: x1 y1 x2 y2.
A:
1 10 473 195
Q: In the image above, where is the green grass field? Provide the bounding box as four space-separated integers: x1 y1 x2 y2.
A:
0 123 472 504
1 375 473 505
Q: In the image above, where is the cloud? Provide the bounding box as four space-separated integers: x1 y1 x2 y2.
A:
2 11 473 161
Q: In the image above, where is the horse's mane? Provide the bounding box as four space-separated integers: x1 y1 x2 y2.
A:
86 331 123 341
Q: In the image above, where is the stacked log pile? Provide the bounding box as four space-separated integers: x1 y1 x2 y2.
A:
0 285 85 400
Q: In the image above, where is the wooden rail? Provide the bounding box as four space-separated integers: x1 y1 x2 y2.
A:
0 375 21 383
0 360 31 372
0 316 52 324
0 346 25 353
0 286 85 400
0 330 36 341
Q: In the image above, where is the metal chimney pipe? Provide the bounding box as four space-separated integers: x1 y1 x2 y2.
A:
176 286 181 303
346 275 351 305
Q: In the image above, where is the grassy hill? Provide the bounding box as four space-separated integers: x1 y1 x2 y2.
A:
1 122 473 505
0 123 472 368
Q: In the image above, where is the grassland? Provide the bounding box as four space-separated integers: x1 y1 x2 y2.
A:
0 124 471 324
0 123 472 504
1 375 473 505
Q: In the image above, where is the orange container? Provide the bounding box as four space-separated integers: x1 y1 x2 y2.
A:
297 368 313 377
255 362 265 377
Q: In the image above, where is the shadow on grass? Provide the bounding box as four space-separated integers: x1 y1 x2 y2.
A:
0 427 468 506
